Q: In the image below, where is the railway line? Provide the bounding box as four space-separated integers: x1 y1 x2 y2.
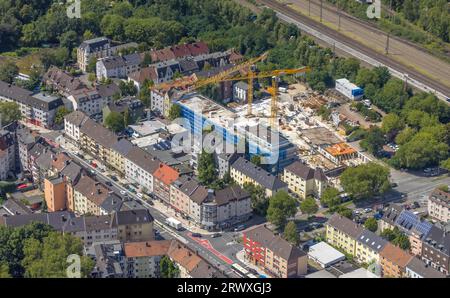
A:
257 0 450 100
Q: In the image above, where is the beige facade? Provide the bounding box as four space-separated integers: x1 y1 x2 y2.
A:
427 189 450 223
282 163 327 199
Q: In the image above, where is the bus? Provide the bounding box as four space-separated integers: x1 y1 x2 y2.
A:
231 263 249 277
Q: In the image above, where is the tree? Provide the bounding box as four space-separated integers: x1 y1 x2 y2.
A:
159 255 179 278
88 73 96 84
54 106 70 125
244 183 269 216
250 155 261 166
337 206 353 219
364 218 378 232
0 61 19 83
284 221 299 246
0 262 11 278
340 162 391 200
21 232 94 278
392 132 448 169
87 56 97 73
381 113 404 140
380 227 411 250
168 104 182 121
395 127 417 145
198 150 217 186
320 187 341 208
0 102 21 126
104 112 125 133
441 158 450 172
360 126 385 155
300 197 319 217
58 30 78 51
266 191 297 228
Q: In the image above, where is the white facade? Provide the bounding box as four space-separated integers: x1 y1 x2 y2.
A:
124 159 154 192
335 78 364 100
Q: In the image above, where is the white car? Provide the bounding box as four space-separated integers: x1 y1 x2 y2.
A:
120 190 126 195
364 208 373 213
137 193 143 199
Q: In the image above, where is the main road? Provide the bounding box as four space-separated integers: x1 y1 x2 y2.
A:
62 146 245 278
255 0 450 100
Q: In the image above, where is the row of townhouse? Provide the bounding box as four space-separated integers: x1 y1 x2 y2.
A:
96 53 142 80
0 209 154 247
281 161 328 199
43 66 122 117
243 225 308 278
77 37 137 72
0 80 64 128
90 239 225 278
326 214 446 278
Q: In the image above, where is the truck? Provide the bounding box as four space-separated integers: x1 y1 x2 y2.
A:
165 217 182 230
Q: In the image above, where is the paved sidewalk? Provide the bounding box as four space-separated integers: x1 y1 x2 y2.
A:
236 249 271 277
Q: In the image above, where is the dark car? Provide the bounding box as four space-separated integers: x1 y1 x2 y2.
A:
304 226 313 232
211 233 221 238
234 225 246 232
110 176 118 182
191 233 202 238
412 202 420 209
105 181 112 186
146 200 154 206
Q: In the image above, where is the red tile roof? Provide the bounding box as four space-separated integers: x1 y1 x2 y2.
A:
153 164 179 186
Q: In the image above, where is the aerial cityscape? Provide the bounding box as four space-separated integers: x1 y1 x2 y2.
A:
0 0 449 284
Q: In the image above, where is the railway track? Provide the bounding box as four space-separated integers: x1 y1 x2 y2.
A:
257 0 450 100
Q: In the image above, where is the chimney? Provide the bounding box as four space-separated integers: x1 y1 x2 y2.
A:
146 242 151 247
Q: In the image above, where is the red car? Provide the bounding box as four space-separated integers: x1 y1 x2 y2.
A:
17 184 28 190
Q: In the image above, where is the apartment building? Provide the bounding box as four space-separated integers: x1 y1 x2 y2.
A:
123 240 172 278
77 37 137 72
326 214 365 256
0 129 16 180
124 146 160 192
153 163 179 204
0 210 153 247
43 66 86 97
428 188 450 223
405 257 446 278
112 209 155 242
230 157 287 197
282 161 327 199
16 126 42 172
44 177 67 212
243 225 308 278
67 88 103 116
0 81 64 128
109 139 134 174
102 96 144 124
96 53 141 80
355 230 388 265
73 175 122 215
79 118 119 164
379 243 413 278
64 110 90 142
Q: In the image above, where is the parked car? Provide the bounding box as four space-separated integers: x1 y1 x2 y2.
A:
137 193 143 199
412 201 420 209
146 200 154 206
120 190 126 195
364 208 373 213
391 182 398 188
105 181 112 186
111 176 118 182
191 233 202 238
211 233 222 238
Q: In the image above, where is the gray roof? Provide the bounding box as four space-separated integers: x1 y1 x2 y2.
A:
79 37 110 51
111 138 134 155
64 110 89 127
123 53 142 66
96 83 120 98
423 225 450 256
214 185 250 206
406 257 445 278
1 197 32 216
245 225 306 261
80 118 119 149
381 204 403 226
356 230 387 253
284 161 315 180
60 161 83 182
112 209 154 226
125 146 160 174
327 214 365 239
99 56 126 69
0 81 63 111
231 157 287 191
100 193 124 214
0 211 76 230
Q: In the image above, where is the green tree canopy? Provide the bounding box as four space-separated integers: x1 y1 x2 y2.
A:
284 221 299 246
244 182 269 216
0 101 21 126
168 104 182 121
364 217 378 232
320 187 341 209
198 150 217 186
159 255 179 278
104 111 125 133
0 61 19 84
300 197 319 216
54 106 70 125
266 191 297 229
